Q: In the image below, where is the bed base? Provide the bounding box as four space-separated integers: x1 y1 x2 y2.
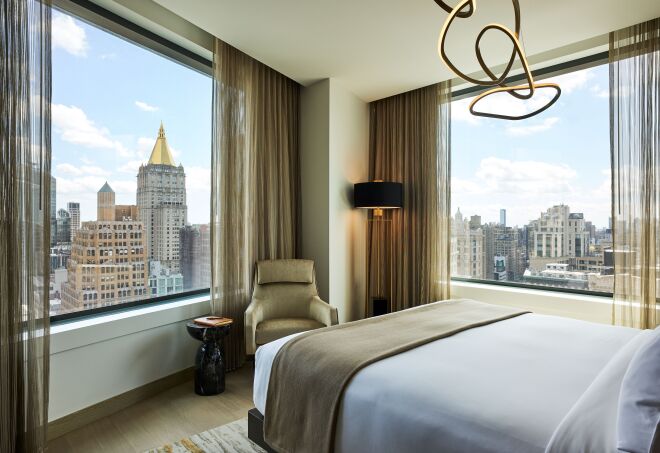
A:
247 408 277 452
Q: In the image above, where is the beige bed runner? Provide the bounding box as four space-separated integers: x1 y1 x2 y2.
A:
264 299 529 453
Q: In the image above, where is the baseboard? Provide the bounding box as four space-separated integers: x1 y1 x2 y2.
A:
48 366 194 441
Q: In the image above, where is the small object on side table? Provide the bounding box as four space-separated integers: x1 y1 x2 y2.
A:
186 318 233 396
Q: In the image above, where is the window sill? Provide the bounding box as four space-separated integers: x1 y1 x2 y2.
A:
451 280 613 324
51 294 212 354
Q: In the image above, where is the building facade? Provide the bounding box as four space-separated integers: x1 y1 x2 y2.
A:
451 209 484 279
50 176 57 246
61 183 148 312
180 224 211 290
67 201 80 242
530 205 590 259
56 208 71 244
137 123 187 275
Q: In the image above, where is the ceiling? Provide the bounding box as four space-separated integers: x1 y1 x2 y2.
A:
153 0 660 101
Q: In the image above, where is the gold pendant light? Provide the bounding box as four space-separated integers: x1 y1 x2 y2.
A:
435 0 561 120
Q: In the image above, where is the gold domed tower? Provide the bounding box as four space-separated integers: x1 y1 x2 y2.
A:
136 123 187 276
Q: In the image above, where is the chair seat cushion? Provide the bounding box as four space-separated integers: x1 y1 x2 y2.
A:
255 318 325 345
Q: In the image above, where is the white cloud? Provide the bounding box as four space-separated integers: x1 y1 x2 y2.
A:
118 160 144 174
451 97 481 125
56 163 109 176
52 104 131 157
136 136 154 160
506 117 559 137
590 83 609 98
169 145 182 160
52 12 88 57
456 157 577 196
545 69 594 94
186 166 210 192
56 176 135 196
135 101 158 112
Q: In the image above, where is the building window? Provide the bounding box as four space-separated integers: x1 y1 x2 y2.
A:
49 9 211 318
450 63 613 294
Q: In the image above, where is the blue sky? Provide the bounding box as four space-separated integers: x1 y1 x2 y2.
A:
451 64 611 229
52 10 212 224
52 9 611 230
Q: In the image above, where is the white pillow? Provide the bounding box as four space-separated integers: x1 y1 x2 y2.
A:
617 326 660 453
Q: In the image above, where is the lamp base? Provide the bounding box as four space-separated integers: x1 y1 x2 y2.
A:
371 297 389 317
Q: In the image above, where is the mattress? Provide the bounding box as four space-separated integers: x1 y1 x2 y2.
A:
254 312 642 453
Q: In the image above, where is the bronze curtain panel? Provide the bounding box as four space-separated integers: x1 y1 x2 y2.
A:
367 82 452 313
0 0 52 451
610 17 660 329
211 39 300 370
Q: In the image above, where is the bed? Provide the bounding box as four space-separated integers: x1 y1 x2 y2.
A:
248 299 654 453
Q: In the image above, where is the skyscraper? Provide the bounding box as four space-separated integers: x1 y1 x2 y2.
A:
67 202 80 241
61 183 148 313
180 224 211 290
56 208 71 244
529 205 589 259
451 209 483 279
499 209 506 227
98 181 115 221
50 176 57 246
137 123 187 274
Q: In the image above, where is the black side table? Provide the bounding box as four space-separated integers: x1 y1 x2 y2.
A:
186 320 232 396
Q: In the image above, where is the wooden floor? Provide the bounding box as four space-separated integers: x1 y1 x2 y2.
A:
47 366 255 453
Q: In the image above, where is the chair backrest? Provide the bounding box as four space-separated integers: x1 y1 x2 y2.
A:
252 259 319 318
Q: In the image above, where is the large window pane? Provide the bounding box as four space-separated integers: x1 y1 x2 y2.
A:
49 10 211 317
451 64 613 293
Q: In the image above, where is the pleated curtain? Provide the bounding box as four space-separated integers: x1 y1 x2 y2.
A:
0 0 52 451
367 82 452 313
210 39 300 370
610 17 660 329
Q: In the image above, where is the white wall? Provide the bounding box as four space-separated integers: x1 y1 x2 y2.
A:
300 78 369 323
300 79 331 302
49 296 209 421
328 81 369 322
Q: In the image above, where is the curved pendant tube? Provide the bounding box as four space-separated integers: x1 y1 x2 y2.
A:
438 0 521 87
468 83 562 120
435 0 561 120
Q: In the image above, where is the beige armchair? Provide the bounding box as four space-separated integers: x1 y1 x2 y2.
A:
245 259 338 355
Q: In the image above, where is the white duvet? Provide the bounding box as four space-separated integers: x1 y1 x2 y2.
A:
254 312 645 453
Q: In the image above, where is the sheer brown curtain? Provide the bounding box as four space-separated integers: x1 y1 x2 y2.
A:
0 0 52 451
211 39 300 370
367 82 451 313
610 17 660 329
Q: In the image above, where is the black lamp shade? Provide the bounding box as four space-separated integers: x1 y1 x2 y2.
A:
354 181 403 209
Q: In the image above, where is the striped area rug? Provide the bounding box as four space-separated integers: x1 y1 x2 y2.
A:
145 418 265 453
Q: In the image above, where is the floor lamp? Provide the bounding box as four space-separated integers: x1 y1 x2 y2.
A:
354 181 403 317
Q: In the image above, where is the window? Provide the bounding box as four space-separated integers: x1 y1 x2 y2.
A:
49 8 211 318
451 63 613 294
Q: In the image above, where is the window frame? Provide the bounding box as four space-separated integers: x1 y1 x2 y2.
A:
50 1 214 323
449 51 613 299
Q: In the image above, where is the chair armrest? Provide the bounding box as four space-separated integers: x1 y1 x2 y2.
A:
309 296 338 326
245 298 266 355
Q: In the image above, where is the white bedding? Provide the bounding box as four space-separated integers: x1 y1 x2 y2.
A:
254 312 643 453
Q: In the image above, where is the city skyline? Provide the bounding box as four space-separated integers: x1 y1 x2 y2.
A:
451 202 613 293
452 64 610 228
50 125 210 316
452 205 610 231
52 10 211 224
